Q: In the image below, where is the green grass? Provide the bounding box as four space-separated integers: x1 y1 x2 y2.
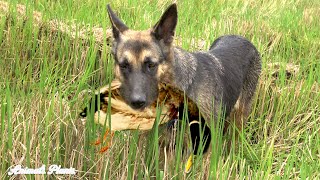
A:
1 0 320 179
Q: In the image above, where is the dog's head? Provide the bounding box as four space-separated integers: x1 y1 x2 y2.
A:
107 4 177 110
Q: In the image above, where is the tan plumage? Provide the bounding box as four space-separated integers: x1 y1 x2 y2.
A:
84 79 189 131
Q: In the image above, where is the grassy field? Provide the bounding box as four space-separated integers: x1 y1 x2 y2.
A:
0 0 319 179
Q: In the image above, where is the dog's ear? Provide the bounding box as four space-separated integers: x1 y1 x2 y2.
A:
152 3 177 45
107 4 129 39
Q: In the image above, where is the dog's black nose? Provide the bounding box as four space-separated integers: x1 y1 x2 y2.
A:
130 94 146 109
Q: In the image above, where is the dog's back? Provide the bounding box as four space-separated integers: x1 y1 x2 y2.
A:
209 35 261 119
173 35 261 127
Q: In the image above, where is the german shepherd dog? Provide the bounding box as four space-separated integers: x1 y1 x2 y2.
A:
106 3 261 171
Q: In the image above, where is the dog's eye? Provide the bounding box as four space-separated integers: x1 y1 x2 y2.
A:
146 61 158 71
148 62 157 69
119 62 130 70
144 57 158 71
